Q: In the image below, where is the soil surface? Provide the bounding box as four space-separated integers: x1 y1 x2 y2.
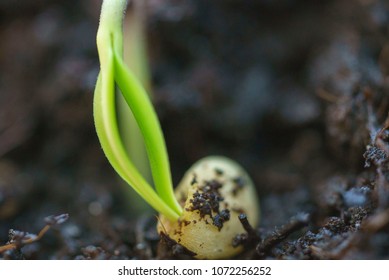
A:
1 0 389 259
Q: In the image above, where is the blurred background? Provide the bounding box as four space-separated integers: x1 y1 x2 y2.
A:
0 0 389 259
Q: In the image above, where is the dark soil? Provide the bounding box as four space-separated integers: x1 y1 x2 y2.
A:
1 0 389 259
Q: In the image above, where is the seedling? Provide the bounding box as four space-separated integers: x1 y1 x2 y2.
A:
95 0 260 259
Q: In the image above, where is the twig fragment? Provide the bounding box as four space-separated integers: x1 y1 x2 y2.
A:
256 213 310 258
0 214 69 254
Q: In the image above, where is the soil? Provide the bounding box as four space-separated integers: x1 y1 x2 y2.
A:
1 0 389 259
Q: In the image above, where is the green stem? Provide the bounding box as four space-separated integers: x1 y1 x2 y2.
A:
113 51 182 215
120 1 152 184
94 0 181 220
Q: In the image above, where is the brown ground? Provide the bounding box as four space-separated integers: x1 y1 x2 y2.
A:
1 0 389 259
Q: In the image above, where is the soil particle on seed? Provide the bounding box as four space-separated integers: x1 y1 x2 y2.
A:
212 209 230 230
190 174 198 186
232 176 245 196
214 168 224 176
187 178 235 230
188 179 224 219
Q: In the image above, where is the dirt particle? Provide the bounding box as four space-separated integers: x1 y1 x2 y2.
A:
172 244 185 255
214 167 224 176
158 232 196 259
190 174 198 185
232 233 248 247
323 217 348 234
364 145 387 167
212 209 230 230
81 245 107 259
343 187 370 207
232 176 245 196
188 179 224 219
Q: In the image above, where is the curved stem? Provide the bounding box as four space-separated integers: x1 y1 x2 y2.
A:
113 51 182 215
94 0 182 220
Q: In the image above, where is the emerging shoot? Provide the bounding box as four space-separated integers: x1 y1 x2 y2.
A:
95 0 260 259
95 0 181 221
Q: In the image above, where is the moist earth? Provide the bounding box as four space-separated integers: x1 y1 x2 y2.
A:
1 0 389 259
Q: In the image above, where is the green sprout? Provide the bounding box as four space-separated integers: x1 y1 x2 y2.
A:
120 0 152 184
94 0 260 259
94 0 182 221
